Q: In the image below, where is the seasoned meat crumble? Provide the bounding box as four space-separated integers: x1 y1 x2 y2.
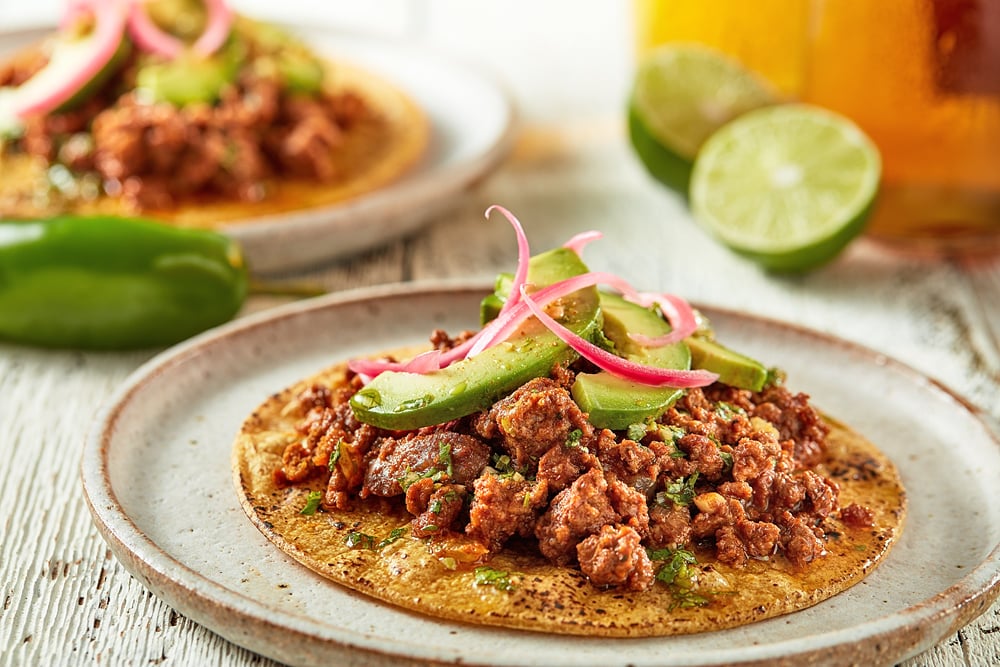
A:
271 344 872 592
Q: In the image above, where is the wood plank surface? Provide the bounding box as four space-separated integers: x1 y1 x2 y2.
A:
1 2 998 666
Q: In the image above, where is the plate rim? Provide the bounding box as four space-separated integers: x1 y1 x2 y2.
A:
81 281 1000 667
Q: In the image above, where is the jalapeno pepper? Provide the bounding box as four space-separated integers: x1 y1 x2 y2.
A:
0 215 248 349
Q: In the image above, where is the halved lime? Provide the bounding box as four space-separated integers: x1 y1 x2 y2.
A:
690 104 881 272
629 44 777 193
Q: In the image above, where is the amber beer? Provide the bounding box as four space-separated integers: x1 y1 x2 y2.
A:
636 0 1000 251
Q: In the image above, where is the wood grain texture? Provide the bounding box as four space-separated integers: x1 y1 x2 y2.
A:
1 1 999 666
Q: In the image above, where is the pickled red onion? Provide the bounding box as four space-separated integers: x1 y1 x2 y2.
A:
563 231 603 256
485 205 530 316
348 350 443 383
14 0 128 118
518 285 718 388
127 0 184 58
348 206 709 385
127 0 234 58
466 271 634 357
627 292 698 347
191 0 234 56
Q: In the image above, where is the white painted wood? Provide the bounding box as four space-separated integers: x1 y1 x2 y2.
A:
1 2 998 665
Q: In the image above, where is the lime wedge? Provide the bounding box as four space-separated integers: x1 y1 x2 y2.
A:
629 44 777 193
690 104 881 272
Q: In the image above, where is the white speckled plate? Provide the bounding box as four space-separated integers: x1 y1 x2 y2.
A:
0 28 516 274
82 284 1000 667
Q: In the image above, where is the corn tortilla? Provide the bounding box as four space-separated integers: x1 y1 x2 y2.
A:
232 351 906 638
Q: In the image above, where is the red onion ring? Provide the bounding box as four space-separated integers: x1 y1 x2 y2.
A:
627 292 699 347
127 0 184 58
518 285 717 388
190 0 234 56
127 0 234 59
347 207 707 386
348 350 443 383
563 230 603 256
485 205 530 316
15 0 128 117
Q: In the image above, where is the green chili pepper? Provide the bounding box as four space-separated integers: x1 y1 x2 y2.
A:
0 215 248 349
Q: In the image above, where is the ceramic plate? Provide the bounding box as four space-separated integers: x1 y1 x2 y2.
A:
0 28 516 274
82 284 1000 667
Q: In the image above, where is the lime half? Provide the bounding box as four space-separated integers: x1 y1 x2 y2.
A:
629 44 777 193
690 104 881 272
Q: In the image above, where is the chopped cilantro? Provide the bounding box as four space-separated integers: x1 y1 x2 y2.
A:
626 422 647 442
650 424 687 456
429 499 443 514
345 531 376 550
327 440 344 471
719 451 734 471
399 466 446 492
765 367 786 387
491 453 534 481
564 428 583 449
663 425 686 444
299 491 322 515
346 527 407 550
648 546 697 583
491 452 515 475
647 547 710 609
659 473 699 507
438 441 454 477
474 566 515 592
397 442 454 492
375 527 407 549
715 402 745 420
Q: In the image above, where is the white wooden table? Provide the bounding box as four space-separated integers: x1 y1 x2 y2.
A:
1 2 998 665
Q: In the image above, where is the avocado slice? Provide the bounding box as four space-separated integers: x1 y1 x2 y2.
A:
275 51 325 94
571 293 691 430
351 247 601 430
234 16 325 94
687 336 768 391
136 50 239 106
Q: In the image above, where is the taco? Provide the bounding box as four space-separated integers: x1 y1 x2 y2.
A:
0 0 428 225
232 209 905 637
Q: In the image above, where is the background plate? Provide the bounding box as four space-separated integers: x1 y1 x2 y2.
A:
82 284 1000 667
0 28 516 274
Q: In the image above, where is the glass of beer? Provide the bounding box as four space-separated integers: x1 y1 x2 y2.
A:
635 0 1000 254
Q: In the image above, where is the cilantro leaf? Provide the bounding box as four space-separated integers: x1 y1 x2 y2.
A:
375 527 407 549
299 491 322 515
328 440 344 471
658 473 699 507
438 441 454 478
626 422 647 442
646 547 711 609
473 566 516 591
347 527 408 551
